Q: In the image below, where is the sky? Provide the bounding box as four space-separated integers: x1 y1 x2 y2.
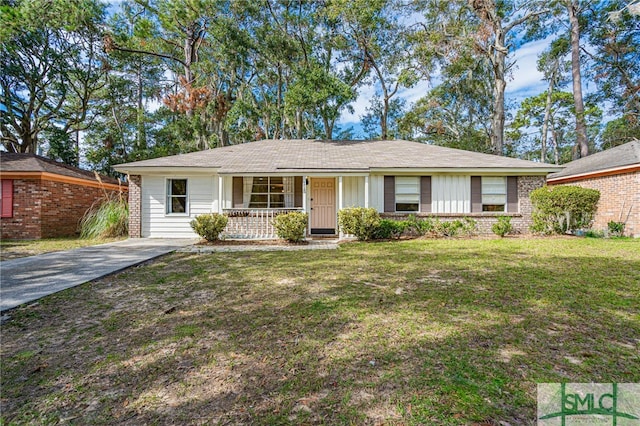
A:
337 35 557 137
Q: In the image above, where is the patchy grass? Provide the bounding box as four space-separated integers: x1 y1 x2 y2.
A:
1 238 638 425
0 237 124 261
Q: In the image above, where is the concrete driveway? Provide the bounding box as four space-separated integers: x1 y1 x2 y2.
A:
0 238 197 312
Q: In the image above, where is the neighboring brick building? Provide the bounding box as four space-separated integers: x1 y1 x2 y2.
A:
0 153 127 240
547 140 640 237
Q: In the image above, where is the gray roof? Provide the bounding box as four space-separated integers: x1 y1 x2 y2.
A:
0 152 123 185
114 139 561 174
548 140 640 179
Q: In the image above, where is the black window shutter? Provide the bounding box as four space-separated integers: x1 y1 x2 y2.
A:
294 176 303 208
232 177 243 208
384 176 395 212
471 176 482 212
420 176 431 213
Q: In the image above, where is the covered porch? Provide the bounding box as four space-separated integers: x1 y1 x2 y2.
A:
219 175 371 239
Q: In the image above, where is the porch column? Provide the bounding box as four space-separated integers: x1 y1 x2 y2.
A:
364 175 369 208
338 176 343 210
338 176 343 238
218 175 224 213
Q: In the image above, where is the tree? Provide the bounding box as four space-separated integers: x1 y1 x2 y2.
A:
412 0 548 155
535 39 571 162
586 0 640 146
85 1 166 175
510 91 601 164
565 0 589 158
0 0 106 162
399 76 493 152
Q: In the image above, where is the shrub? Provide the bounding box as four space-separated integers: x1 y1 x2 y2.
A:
273 211 308 242
190 213 228 241
406 215 435 236
530 186 600 234
373 219 407 240
607 221 625 237
492 216 513 238
80 194 128 239
338 207 380 241
404 216 477 238
433 218 477 237
585 229 605 238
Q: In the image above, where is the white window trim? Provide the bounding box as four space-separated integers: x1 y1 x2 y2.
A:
166 178 189 216
395 176 420 213
481 176 507 212
248 176 295 209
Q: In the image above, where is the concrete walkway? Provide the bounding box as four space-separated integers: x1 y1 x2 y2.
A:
0 238 197 312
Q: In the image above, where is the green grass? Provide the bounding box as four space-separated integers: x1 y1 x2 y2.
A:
1 238 638 425
0 237 125 261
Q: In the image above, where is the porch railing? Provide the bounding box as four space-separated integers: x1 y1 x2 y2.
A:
222 208 303 239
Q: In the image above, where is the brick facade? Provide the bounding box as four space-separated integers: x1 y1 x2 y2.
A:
549 171 639 237
1 178 126 240
128 175 142 238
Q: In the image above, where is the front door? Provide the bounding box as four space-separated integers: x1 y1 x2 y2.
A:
310 178 336 234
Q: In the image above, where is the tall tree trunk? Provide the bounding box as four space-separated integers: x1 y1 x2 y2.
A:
490 27 507 156
541 82 553 163
381 98 389 140
567 0 589 159
136 60 146 152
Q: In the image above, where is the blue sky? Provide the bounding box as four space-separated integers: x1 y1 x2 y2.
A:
337 35 559 137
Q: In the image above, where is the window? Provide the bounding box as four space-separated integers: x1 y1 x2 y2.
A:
1 179 13 218
248 177 294 208
395 176 420 212
167 179 187 214
482 177 506 212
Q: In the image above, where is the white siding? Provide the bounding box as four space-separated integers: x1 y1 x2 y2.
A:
432 175 471 213
221 176 233 210
142 175 216 238
343 176 365 207
369 175 384 212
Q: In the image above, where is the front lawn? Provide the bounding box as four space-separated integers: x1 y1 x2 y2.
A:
1 238 638 424
0 237 124 261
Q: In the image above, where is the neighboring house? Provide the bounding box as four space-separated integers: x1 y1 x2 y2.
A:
113 139 562 239
547 140 640 237
0 153 127 239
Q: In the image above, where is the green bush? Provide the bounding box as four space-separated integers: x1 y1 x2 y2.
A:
190 213 228 241
432 218 477 237
373 219 407 240
530 186 600 234
405 215 477 238
406 215 435 236
80 194 128 239
607 221 625 237
338 207 380 241
492 216 513 238
273 211 308 242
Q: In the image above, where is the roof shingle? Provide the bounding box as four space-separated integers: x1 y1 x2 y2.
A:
548 140 640 179
114 139 560 174
0 152 123 185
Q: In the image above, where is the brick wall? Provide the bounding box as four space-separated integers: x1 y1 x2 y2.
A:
1 178 126 240
550 171 639 237
128 175 142 238
1 179 43 239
